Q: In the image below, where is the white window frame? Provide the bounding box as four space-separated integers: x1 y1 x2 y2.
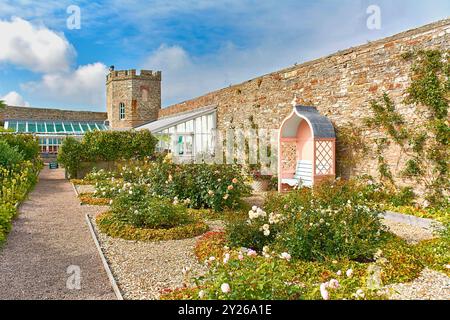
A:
119 102 126 120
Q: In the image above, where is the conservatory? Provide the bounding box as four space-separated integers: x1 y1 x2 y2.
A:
135 105 216 162
278 102 336 192
3 120 108 154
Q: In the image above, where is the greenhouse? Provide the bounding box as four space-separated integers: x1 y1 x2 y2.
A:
3 120 109 154
135 105 217 161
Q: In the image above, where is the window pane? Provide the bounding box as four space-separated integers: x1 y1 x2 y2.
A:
208 114 214 131
17 121 27 132
186 120 193 132
195 117 202 134
28 122 37 133
6 121 16 131
36 122 46 133
201 116 207 133
72 123 82 133
55 122 65 133
177 123 185 133
63 122 73 133
46 122 55 133
80 123 90 132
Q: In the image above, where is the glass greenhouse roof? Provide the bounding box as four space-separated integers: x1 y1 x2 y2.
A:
5 120 108 134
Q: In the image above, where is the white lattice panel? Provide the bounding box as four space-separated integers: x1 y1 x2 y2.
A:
315 140 333 175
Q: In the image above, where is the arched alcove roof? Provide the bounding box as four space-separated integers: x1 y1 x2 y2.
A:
294 106 336 139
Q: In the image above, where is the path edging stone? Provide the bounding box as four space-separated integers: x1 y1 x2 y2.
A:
85 214 123 300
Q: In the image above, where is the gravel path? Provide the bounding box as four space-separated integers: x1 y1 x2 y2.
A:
88 212 222 300
382 219 436 244
0 167 116 300
388 268 450 300
75 184 96 194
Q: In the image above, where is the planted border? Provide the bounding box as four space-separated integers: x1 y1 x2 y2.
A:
96 211 209 241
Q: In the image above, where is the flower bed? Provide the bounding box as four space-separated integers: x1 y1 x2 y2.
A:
78 193 111 206
96 211 209 241
160 178 450 300
0 134 42 244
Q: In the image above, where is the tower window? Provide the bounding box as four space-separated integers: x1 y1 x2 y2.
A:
119 102 125 120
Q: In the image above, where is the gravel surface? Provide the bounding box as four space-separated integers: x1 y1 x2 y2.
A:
388 268 450 300
75 184 96 194
382 219 436 244
0 167 116 300
88 212 223 300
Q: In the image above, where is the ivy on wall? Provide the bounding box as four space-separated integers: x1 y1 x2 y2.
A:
364 50 449 207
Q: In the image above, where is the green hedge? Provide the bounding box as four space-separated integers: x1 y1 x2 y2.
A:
58 130 158 177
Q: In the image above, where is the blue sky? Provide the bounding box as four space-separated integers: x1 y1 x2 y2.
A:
0 0 449 111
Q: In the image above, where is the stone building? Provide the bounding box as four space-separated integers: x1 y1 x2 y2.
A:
106 67 161 129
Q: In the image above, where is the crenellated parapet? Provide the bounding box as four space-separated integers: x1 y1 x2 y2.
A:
106 69 161 83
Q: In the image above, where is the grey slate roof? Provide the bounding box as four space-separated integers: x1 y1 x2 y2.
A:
135 105 216 132
295 105 336 139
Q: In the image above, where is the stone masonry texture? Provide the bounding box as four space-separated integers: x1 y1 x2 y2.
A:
158 19 450 195
106 69 161 129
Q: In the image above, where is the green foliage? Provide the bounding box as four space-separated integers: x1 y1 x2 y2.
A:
243 180 388 261
144 159 251 212
278 203 386 262
57 136 83 177
336 124 368 178
0 204 15 243
365 50 449 207
226 206 284 251
0 135 42 244
0 134 40 161
0 140 24 167
111 189 191 229
96 211 208 241
58 130 158 178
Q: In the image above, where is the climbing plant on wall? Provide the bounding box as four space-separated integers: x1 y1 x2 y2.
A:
364 49 449 207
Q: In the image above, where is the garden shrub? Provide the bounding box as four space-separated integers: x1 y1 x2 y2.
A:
277 204 387 261
111 190 191 229
0 204 16 243
57 136 84 177
58 130 158 177
161 247 385 300
145 160 251 212
0 134 40 161
262 180 388 261
226 206 284 251
96 211 208 241
0 134 41 244
0 140 24 167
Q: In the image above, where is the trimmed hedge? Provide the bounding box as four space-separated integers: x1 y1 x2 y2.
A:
58 130 158 177
96 211 209 241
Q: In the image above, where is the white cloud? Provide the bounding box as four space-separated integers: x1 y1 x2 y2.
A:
22 63 108 109
0 17 74 73
1 91 30 107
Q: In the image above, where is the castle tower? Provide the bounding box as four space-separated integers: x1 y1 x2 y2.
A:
106 68 161 129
